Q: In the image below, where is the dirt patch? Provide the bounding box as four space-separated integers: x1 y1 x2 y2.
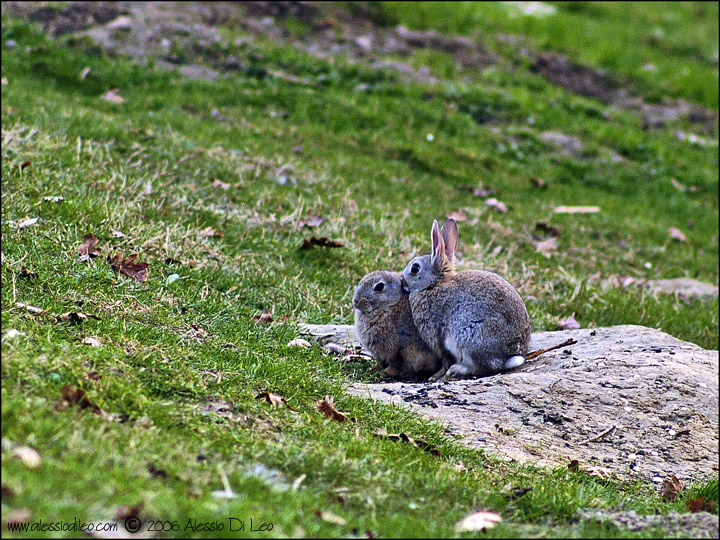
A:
302 323 719 486
576 509 718 538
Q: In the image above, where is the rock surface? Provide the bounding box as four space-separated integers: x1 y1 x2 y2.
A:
301 323 719 485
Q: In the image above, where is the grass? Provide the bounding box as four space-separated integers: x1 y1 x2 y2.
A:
2 2 718 538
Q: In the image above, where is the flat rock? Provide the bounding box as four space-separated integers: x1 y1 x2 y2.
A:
302 323 719 484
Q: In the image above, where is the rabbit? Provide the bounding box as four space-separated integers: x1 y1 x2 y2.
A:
401 219 531 381
353 270 441 379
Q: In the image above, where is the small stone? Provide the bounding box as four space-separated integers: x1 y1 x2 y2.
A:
287 338 311 348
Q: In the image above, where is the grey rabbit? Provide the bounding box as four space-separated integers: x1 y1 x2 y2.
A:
401 219 531 381
353 270 441 379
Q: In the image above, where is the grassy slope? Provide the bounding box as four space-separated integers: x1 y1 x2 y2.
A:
1 3 718 539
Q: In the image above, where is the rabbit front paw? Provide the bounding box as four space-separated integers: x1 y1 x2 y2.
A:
441 363 474 381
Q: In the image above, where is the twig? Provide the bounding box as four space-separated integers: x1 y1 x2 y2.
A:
578 425 616 445
526 338 577 360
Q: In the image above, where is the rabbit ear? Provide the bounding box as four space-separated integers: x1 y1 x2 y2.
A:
431 220 447 270
441 219 458 261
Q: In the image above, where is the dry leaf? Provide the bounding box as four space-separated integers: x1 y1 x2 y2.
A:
19 160 32 171
530 176 547 188
198 226 223 238
17 217 38 229
76 233 101 262
535 221 561 237
300 236 344 250
534 237 558 258
60 312 101 323
12 446 42 468
108 253 150 282
660 474 683 501
316 396 347 422
297 214 326 228
668 227 688 243
287 338 311 348
585 466 612 480
83 336 102 347
455 510 502 532
446 209 467 222
485 198 508 213
253 310 274 324
557 313 581 330
686 497 717 513
213 179 231 190
317 510 346 526
60 385 103 414
1 484 16 497
100 88 125 103
323 342 349 355
372 428 441 456
553 206 600 214
16 302 44 315
568 459 581 472
255 391 285 408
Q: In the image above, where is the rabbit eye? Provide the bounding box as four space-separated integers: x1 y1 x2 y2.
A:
411 263 420 274
374 282 385 292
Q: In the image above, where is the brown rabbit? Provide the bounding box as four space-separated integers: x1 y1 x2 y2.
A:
353 270 441 379
402 219 531 381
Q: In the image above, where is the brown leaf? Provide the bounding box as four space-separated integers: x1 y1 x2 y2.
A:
253 310 274 324
255 391 285 408
686 497 717 513
297 214 327 228
108 253 150 282
19 160 31 171
534 237 558 258
59 311 101 323
455 510 502 532
585 466 612 480
530 176 547 188
300 236 344 250
16 302 44 315
446 209 467 222
553 205 600 214
60 385 102 414
485 198 508 213
316 395 347 422
568 459 581 472
12 446 42 468
1 483 16 498
535 221 561 237
557 313 581 330
83 336 102 347
660 474 683 501
372 428 440 456
213 179 231 190
668 227 688 243
100 88 125 103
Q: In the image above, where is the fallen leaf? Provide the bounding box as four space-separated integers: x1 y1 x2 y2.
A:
76 233 101 262
297 214 326 228
60 385 103 413
1 484 16 497
660 474 683 501
585 466 612 480
83 336 102 347
316 396 347 422
287 338 311 348
198 226 224 238
59 312 101 323
213 179 231 190
100 88 125 103
323 342 349 355
317 510 346 526
553 206 600 214
534 237 558 258
16 302 44 315
255 391 285 408
557 313 581 330
485 198 508 213
455 510 502 533
686 497 717 513
12 446 42 468
108 253 150 282
17 217 38 229
568 459 581 472
253 310 274 324
508 487 533 499
530 176 547 188
19 160 32 171
446 209 467 222
372 428 441 456
668 227 688 243
300 236 344 250
535 221 561 237
147 465 168 478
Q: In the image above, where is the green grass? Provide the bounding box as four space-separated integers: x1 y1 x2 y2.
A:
2 3 718 538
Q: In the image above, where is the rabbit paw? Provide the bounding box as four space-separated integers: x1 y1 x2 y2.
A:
441 363 473 381
428 366 447 382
